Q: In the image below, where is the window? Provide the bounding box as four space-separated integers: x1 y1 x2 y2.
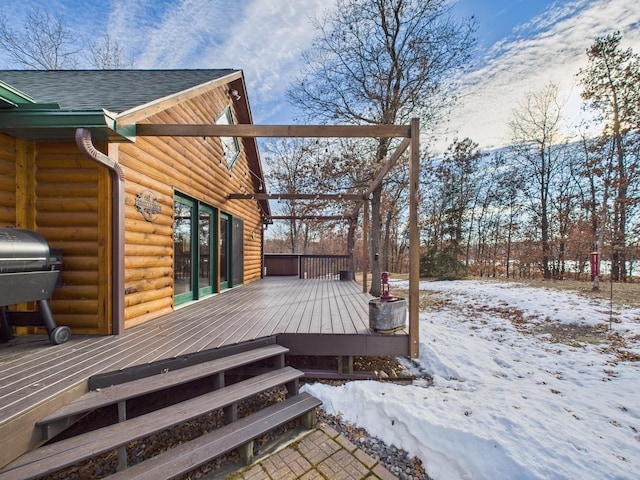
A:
216 106 240 168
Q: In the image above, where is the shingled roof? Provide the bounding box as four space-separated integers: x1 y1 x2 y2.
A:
0 69 238 112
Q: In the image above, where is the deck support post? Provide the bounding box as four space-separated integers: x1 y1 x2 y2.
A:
408 118 420 359
362 200 369 294
214 372 225 389
275 352 285 369
302 409 317 429
117 400 127 470
285 378 299 398
238 440 254 465
337 356 353 375
224 403 238 423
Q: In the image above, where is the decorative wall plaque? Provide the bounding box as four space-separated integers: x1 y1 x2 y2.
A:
135 189 162 222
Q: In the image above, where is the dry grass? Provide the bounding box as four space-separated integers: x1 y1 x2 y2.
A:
496 277 640 309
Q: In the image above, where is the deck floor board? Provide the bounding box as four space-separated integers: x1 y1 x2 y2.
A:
0 277 408 446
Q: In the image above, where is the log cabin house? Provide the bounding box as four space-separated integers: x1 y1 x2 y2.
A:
0 69 269 335
0 69 421 474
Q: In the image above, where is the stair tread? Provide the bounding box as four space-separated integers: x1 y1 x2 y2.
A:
106 392 322 480
0 366 302 480
37 344 288 426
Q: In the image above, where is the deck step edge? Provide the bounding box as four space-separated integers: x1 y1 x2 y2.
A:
0 367 303 480
106 393 322 480
37 344 289 426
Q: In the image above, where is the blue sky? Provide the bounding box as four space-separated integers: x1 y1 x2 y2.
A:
2 0 639 152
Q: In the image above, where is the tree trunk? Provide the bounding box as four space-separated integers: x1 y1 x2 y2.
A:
615 134 627 281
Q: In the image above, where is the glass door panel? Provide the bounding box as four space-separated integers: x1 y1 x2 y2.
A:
220 213 229 290
198 206 215 296
174 198 194 304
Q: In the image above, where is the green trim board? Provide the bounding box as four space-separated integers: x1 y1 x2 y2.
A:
0 109 106 129
0 80 36 107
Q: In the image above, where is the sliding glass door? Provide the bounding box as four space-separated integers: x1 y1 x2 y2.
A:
174 194 217 305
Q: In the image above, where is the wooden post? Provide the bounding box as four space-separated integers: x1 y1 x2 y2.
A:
362 200 369 294
117 401 127 470
409 118 420 359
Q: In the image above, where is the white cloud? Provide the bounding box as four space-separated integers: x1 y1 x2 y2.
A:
442 0 640 152
197 0 337 123
107 0 335 123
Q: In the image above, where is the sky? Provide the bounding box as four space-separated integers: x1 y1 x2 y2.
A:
304 279 640 479
1 0 640 152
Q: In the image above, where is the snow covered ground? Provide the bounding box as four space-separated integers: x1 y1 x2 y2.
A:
303 280 640 480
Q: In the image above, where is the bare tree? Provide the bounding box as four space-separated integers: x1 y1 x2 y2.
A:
0 7 80 69
0 8 133 70
509 82 567 280
288 0 476 294
89 34 134 69
264 138 320 253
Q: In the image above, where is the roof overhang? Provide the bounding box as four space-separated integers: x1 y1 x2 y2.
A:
0 80 117 142
0 108 121 142
107 71 244 135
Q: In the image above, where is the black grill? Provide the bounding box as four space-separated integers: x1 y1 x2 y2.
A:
0 228 70 345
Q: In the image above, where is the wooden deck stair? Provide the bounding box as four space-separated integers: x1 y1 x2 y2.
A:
0 343 321 480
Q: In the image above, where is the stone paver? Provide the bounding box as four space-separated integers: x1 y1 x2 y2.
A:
318 448 370 479
261 447 312 479
227 426 397 480
296 429 341 465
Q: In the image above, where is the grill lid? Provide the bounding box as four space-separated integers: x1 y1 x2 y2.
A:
0 228 50 273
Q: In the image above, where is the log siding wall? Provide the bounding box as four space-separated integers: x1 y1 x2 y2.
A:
0 135 16 227
1 134 109 335
35 143 109 334
119 87 263 329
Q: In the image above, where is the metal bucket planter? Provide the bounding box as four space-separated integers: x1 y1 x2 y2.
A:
369 297 407 332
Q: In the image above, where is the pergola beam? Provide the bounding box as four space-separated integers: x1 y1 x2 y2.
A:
364 137 411 199
269 215 352 221
135 124 411 138
228 193 363 201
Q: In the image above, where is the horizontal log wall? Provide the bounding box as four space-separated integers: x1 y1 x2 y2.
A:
35 143 108 334
0 135 16 227
0 135 108 335
119 87 263 329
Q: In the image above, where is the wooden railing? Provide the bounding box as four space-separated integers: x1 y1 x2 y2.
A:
298 255 352 280
263 254 353 280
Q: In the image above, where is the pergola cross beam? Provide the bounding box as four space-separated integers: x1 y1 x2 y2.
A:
228 193 363 201
134 123 410 138
269 215 352 221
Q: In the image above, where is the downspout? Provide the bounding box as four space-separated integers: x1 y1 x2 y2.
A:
75 128 125 335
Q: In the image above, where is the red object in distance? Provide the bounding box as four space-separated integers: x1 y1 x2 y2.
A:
590 252 600 276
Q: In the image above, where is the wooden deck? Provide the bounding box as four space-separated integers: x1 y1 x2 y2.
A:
0 277 408 467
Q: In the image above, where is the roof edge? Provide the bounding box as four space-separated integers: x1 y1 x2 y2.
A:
0 80 36 108
113 70 243 131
